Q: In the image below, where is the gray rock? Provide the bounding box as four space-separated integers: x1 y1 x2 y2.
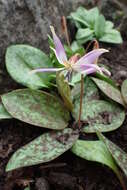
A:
120 15 127 38
0 0 95 89
98 0 125 26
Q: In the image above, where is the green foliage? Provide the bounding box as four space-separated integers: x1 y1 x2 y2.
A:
0 103 12 119
2 21 126 189
74 100 125 133
6 128 78 171
121 79 127 105
71 140 119 174
6 45 53 89
56 72 73 111
92 77 125 106
69 6 123 44
97 132 127 178
2 89 70 130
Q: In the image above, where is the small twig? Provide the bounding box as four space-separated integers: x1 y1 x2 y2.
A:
78 74 84 128
61 16 70 47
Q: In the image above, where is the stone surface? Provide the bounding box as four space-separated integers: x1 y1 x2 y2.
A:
98 0 125 25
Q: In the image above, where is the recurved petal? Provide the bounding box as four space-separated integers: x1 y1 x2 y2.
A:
73 63 103 74
50 26 67 65
76 49 109 65
29 68 64 74
81 68 96 75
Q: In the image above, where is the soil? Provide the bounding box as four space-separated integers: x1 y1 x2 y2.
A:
1 16 127 190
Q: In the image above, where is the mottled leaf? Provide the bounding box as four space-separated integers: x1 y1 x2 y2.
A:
56 73 73 111
6 45 53 89
92 77 124 106
71 140 118 174
121 79 127 105
2 89 70 130
95 73 117 88
72 77 99 102
74 100 125 133
0 102 12 119
97 132 127 177
6 128 79 171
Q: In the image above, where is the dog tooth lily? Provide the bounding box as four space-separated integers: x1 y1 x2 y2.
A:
30 26 110 77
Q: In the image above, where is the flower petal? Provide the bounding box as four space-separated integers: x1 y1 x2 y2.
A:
73 63 103 74
76 49 109 65
50 26 67 65
82 68 96 75
29 68 64 74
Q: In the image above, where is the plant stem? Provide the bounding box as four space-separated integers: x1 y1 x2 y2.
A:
78 74 84 128
115 170 127 190
61 16 70 47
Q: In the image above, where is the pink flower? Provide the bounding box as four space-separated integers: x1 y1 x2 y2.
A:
30 26 110 77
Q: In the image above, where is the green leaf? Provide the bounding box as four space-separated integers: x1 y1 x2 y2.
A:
2 89 70 130
71 140 118 174
100 29 123 44
85 7 99 28
72 77 99 102
6 128 79 171
70 41 85 55
94 14 106 38
92 77 125 106
121 79 127 105
95 73 118 88
56 73 73 111
76 28 94 44
0 102 12 119
81 100 125 133
69 7 89 28
105 21 114 32
6 45 53 89
97 132 127 178
71 41 81 52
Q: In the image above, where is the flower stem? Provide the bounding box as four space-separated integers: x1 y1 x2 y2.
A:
115 171 127 190
61 16 70 47
78 74 84 128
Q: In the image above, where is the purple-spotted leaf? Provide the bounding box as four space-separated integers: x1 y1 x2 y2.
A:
92 77 125 106
97 132 127 177
6 128 79 171
6 45 53 89
121 79 127 105
0 102 12 119
72 77 99 102
71 140 118 174
56 73 73 111
1 89 70 130
78 100 125 133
